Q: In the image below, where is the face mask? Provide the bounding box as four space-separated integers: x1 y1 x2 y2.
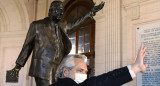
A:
74 73 87 84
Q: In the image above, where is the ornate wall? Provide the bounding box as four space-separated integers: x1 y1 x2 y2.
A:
122 0 160 85
94 0 121 75
94 0 160 86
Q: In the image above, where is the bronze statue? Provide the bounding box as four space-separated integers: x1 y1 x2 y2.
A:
6 1 105 86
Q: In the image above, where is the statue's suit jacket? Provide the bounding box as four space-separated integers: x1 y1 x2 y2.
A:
16 13 92 80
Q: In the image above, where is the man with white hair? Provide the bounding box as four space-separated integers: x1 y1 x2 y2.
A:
50 44 147 86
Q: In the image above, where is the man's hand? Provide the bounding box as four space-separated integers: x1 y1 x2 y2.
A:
90 2 105 16
131 44 148 74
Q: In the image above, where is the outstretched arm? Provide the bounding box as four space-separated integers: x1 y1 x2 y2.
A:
66 2 105 34
78 44 147 86
90 2 105 16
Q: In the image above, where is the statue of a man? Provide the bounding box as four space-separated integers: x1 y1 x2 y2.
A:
6 1 104 86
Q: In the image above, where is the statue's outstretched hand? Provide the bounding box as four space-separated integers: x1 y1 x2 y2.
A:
91 2 105 16
6 64 21 83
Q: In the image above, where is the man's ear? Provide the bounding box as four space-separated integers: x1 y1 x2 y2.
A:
63 67 69 77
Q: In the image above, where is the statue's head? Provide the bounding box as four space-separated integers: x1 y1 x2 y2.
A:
48 1 64 23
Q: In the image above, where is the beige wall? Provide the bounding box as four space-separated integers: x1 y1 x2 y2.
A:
0 0 35 86
1 0 160 86
122 0 160 85
94 0 160 86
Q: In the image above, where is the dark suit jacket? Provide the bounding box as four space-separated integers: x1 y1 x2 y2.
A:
16 13 92 80
50 66 133 86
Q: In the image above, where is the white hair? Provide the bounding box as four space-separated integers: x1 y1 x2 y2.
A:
55 54 87 80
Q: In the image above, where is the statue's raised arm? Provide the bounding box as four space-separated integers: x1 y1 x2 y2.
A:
66 2 105 34
90 1 105 16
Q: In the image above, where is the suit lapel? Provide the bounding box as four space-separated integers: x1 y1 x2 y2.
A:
44 17 72 56
44 19 57 48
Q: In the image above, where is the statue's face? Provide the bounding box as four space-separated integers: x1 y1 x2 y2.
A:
49 2 64 22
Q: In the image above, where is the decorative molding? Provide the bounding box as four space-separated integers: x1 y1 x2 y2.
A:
0 3 9 32
95 0 121 74
0 31 27 38
131 4 140 20
122 0 149 7
0 0 29 32
123 2 140 20
14 0 27 30
105 0 121 71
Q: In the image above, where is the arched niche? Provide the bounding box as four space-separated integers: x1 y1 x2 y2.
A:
0 0 29 32
0 4 9 32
